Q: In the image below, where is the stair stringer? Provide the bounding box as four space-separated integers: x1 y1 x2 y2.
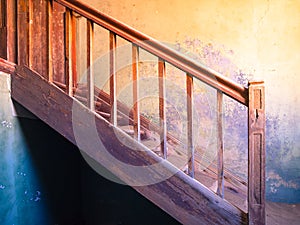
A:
10 65 248 225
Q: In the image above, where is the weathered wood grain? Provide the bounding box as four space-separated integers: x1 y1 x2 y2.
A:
47 0 53 82
217 90 224 198
0 58 15 74
0 27 7 58
86 19 94 110
248 81 266 225
0 0 7 59
65 8 74 96
6 0 17 62
109 31 117 126
52 1 65 83
132 44 141 141
186 74 195 178
17 0 30 66
30 0 49 76
158 58 167 159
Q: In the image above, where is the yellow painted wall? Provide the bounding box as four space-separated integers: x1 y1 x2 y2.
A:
86 0 299 96
84 0 300 202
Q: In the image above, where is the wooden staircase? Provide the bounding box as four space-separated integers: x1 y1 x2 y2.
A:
0 0 266 224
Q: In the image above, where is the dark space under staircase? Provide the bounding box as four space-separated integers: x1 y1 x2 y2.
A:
0 0 265 224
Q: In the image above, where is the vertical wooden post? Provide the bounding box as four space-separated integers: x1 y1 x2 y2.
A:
0 0 6 58
52 2 65 84
158 58 167 159
217 90 224 198
109 31 117 126
248 81 265 225
17 0 31 66
0 0 17 62
47 0 53 82
0 0 8 59
87 19 94 111
186 74 194 178
65 8 73 96
31 0 49 76
6 0 17 63
0 0 4 29
132 44 141 141
71 11 77 87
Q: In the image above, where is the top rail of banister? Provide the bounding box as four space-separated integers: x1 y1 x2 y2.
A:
0 58 16 74
55 0 248 105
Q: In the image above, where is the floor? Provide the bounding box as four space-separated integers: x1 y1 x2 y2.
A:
266 202 300 225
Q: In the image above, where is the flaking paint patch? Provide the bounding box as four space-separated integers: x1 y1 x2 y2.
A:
267 170 298 192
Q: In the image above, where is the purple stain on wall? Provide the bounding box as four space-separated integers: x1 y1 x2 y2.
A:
175 37 300 203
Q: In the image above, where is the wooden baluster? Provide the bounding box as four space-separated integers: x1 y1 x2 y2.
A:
17 0 31 66
52 2 65 84
0 1 4 28
47 0 53 83
30 0 49 77
0 0 6 58
65 9 73 96
186 74 194 178
109 31 117 126
28 0 33 69
71 11 77 88
132 44 141 141
248 81 265 225
7 1 17 63
87 19 94 111
1 0 17 62
0 2 4 54
216 90 224 198
158 58 167 159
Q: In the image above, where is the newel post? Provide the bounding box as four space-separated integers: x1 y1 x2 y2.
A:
248 81 266 225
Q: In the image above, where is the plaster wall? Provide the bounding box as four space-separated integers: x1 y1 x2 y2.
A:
84 0 300 203
0 73 82 224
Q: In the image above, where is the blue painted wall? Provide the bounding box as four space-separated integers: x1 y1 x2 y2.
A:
0 73 83 224
0 72 179 224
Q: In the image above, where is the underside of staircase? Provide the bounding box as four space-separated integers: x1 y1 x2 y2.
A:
1 60 247 225
0 0 266 224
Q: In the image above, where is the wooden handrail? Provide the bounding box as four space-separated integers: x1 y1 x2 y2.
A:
0 58 15 74
54 0 248 105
